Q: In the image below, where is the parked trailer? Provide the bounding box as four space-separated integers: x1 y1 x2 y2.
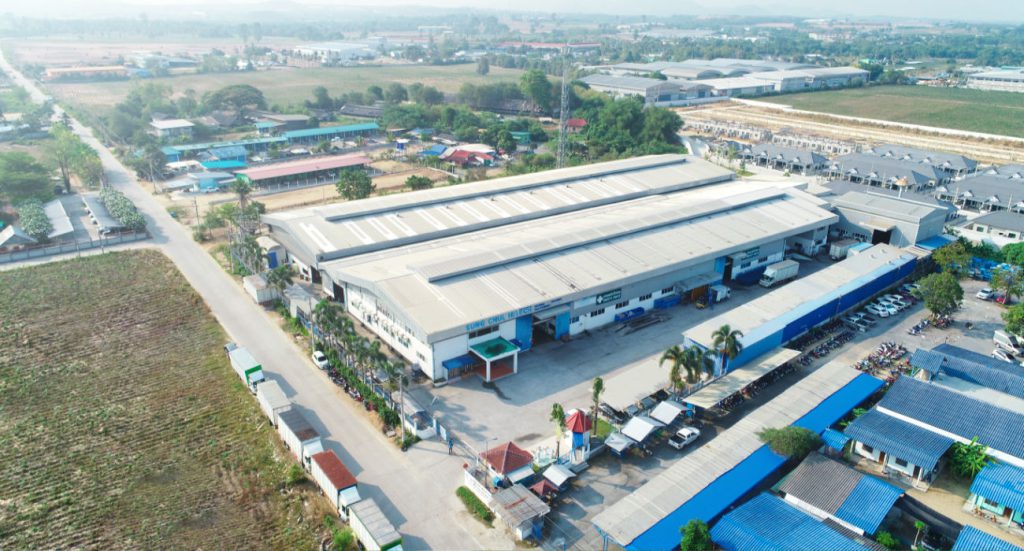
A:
709 284 731 303
277 409 324 467
255 380 291 426
349 498 403 551
759 260 800 288
829 239 859 261
227 345 265 392
310 450 361 520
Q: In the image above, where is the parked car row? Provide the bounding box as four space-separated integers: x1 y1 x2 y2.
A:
977 287 1014 305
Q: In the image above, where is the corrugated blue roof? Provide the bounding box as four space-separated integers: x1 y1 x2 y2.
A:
209 145 247 159
932 344 1024 378
970 462 1024 512
844 409 953 471
912 347 1024 400
626 374 882 551
910 349 945 374
160 145 180 155
282 122 379 140
881 377 1024 459
201 160 248 170
917 234 956 250
711 494 876 551
952 526 1023 551
822 428 851 451
834 475 904 535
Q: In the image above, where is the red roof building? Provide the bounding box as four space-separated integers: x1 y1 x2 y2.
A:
566 410 592 434
236 153 371 185
479 442 533 475
566 118 587 134
311 450 357 490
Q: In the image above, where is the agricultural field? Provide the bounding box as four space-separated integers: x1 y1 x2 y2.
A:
759 85 1024 138
0 250 327 550
47 64 524 116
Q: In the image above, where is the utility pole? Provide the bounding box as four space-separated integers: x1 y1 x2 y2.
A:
557 45 571 169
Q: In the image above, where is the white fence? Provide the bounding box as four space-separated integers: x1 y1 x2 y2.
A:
0 231 150 264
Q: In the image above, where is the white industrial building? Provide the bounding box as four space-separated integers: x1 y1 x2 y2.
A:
264 155 839 382
966 68 1024 93
292 42 378 64
580 74 713 105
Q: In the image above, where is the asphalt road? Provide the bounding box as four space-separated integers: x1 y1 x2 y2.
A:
0 53 502 550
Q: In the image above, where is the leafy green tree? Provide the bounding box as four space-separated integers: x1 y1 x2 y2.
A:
950 437 991 479
265 264 295 295
638 107 683 146
15 200 53 241
366 85 384 102
913 520 927 549
756 426 822 459
912 272 963 318
991 267 1023 306
1002 302 1024 336
496 130 517 154
476 57 490 76
520 69 553 112
1002 242 1024 266
550 403 566 458
875 530 900 551
420 86 445 106
0 152 51 202
336 169 375 200
711 324 744 374
202 84 267 116
405 174 433 190
308 86 334 110
933 241 971 279
384 83 408 104
47 123 80 193
680 519 712 551
591 377 604 436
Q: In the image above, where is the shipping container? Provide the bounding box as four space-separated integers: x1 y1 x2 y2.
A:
277 409 323 466
829 239 859 261
310 450 361 519
228 346 265 391
349 498 403 551
255 380 291 426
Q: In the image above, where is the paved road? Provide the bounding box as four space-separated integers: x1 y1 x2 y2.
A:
0 54 503 550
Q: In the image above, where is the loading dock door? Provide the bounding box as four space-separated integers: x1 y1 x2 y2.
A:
872 229 893 245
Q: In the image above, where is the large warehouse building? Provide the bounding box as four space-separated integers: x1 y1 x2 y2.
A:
263 155 839 381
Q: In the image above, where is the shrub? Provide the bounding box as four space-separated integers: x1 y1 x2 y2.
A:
875 530 900 550
285 463 305 485
680 519 712 551
757 426 822 459
456 486 493 525
15 200 53 242
99 186 146 230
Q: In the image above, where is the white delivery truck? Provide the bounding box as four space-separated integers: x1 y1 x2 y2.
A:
227 345 265 392
994 330 1023 354
829 239 859 261
349 498 403 551
277 409 324 467
759 260 800 288
310 450 361 520
709 284 731 303
255 380 291 426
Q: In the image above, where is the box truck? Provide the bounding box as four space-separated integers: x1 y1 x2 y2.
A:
349 498 402 551
255 380 291 426
829 239 859 261
277 409 324 467
709 284 731 303
310 450 361 520
759 260 800 288
227 345 265 392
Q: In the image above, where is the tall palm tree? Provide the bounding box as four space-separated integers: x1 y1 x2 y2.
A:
383 359 408 440
711 324 744 375
680 346 715 392
660 345 687 393
591 377 604 436
550 403 566 459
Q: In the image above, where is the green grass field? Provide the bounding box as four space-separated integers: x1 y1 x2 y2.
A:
48 64 524 116
760 85 1024 138
0 250 326 550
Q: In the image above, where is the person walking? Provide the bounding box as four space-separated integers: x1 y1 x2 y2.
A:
448 437 454 455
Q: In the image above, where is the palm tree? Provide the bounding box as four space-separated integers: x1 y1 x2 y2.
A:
550 403 566 459
711 324 744 375
265 264 295 297
680 346 715 392
231 177 252 209
660 345 687 393
383 359 408 440
591 377 604 436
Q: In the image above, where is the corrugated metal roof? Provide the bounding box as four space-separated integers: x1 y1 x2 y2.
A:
592 362 865 548
237 154 370 182
779 453 862 516
278 409 319 442
844 408 953 471
834 475 904 535
329 187 835 342
970 462 1024 512
952 526 1023 551
833 191 946 223
913 347 1024 400
281 122 379 140
43 198 74 239
350 498 401 547
710 493 877 551
880 376 1024 460
822 428 851 451
687 244 914 351
311 450 357 490
867 144 977 172
493 483 550 526
684 348 800 410
81 193 123 233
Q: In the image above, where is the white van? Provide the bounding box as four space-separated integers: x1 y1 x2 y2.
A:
993 330 1022 354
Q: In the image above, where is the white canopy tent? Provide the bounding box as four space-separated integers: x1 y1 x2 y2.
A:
543 464 576 487
621 415 665 444
650 400 686 426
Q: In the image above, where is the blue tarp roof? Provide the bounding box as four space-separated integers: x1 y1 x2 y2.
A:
711 494 876 551
171 136 285 153
282 122 379 140
916 234 956 250
952 526 1023 551
971 462 1024 512
625 374 882 551
209 145 248 159
844 409 953 471
419 143 448 156
161 145 180 155
441 354 478 371
881 377 1024 459
822 428 851 451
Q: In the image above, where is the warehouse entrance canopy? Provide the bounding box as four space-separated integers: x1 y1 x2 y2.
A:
470 337 520 382
685 348 800 410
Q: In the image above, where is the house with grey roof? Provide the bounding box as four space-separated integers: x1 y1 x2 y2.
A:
935 174 1024 213
959 210 1024 247
828 153 946 191
0 225 37 251
741 143 828 174
866 144 978 178
981 164 1024 180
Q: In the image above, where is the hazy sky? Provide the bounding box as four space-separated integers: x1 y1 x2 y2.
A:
0 0 1020 23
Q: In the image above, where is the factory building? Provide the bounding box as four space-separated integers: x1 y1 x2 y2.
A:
966 68 1024 93
262 155 838 382
579 75 712 106
829 192 948 247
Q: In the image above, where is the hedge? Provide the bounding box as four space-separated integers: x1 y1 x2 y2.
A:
99 187 146 230
456 486 493 525
16 200 53 241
